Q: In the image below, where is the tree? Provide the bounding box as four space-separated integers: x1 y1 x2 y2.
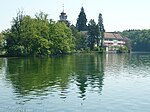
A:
122 29 150 51
3 10 77 57
0 33 4 54
70 25 88 50
0 33 3 47
3 10 76 57
50 22 75 54
76 7 87 31
33 12 52 56
3 10 25 56
88 19 98 50
35 11 48 21
98 13 105 47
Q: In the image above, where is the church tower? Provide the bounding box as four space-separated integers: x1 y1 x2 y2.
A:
59 5 67 21
59 5 70 26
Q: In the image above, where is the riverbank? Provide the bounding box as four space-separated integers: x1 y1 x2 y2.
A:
0 50 131 58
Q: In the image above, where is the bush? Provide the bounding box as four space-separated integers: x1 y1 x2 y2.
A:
118 46 129 53
85 47 91 53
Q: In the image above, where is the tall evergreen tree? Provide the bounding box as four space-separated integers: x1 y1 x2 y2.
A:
98 13 105 47
76 7 87 31
88 19 97 50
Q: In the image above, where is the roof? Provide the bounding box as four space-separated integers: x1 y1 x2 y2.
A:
104 32 124 40
61 12 67 16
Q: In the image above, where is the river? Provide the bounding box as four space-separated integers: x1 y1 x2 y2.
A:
0 53 150 112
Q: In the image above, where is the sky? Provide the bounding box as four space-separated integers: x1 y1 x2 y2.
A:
0 0 150 32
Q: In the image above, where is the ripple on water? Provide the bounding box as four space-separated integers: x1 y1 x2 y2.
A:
0 53 150 112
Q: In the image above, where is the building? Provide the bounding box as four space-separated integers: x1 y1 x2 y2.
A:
99 32 127 52
103 32 125 47
59 9 67 21
59 5 70 26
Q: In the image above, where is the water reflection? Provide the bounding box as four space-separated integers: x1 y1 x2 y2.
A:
0 58 7 80
3 53 149 103
1 53 150 111
3 54 105 101
6 57 72 97
105 53 150 78
75 54 105 99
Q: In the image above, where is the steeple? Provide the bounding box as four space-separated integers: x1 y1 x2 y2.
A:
63 4 64 13
59 4 67 21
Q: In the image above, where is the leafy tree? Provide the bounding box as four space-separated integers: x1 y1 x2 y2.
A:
3 10 25 56
88 19 98 50
35 11 48 21
50 22 75 54
76 7 87 31
0 33 3 47
3 11 75 57
70 25 88 50
33 12 52 56
98 13 105 47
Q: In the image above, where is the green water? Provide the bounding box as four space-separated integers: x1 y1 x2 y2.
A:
0 53 150 112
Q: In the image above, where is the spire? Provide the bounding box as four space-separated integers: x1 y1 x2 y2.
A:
59 4 67 21
63 4 64 12
59 4 70 26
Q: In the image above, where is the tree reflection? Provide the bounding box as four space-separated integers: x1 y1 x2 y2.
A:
74 54 105 99
6 57 73 97
4 54 105 101
0 58 7 77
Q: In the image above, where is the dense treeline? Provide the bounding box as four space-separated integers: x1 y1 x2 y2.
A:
122 29 150 51
1 7 149 56
2 11 75 56
76 7 105 50
0 7 106 57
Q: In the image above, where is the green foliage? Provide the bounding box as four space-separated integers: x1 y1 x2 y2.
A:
76 7 87 31
122 29 150 51
84 47 91 53
98 13 105 47
0 33 4 54
70 25 88 50
50 22 75 54
86 14 105 51
0 33 3 47
93 46 101 51
3 11 75 57
117 46 129 53
2 9 107 56
88 19 98 50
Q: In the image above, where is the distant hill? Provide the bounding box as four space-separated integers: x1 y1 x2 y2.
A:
121 29 150 52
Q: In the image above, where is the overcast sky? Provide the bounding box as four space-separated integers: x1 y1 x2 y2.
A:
0 0 150 32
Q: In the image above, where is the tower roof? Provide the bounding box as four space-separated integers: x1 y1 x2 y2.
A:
59 5 67 21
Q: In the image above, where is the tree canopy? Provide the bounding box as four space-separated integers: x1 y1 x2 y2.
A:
76 7 87 31
88 19 99 50
1 8 142 56
122 29 150 51
3 11 75 57
0 33 4 53
98 13 105 47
